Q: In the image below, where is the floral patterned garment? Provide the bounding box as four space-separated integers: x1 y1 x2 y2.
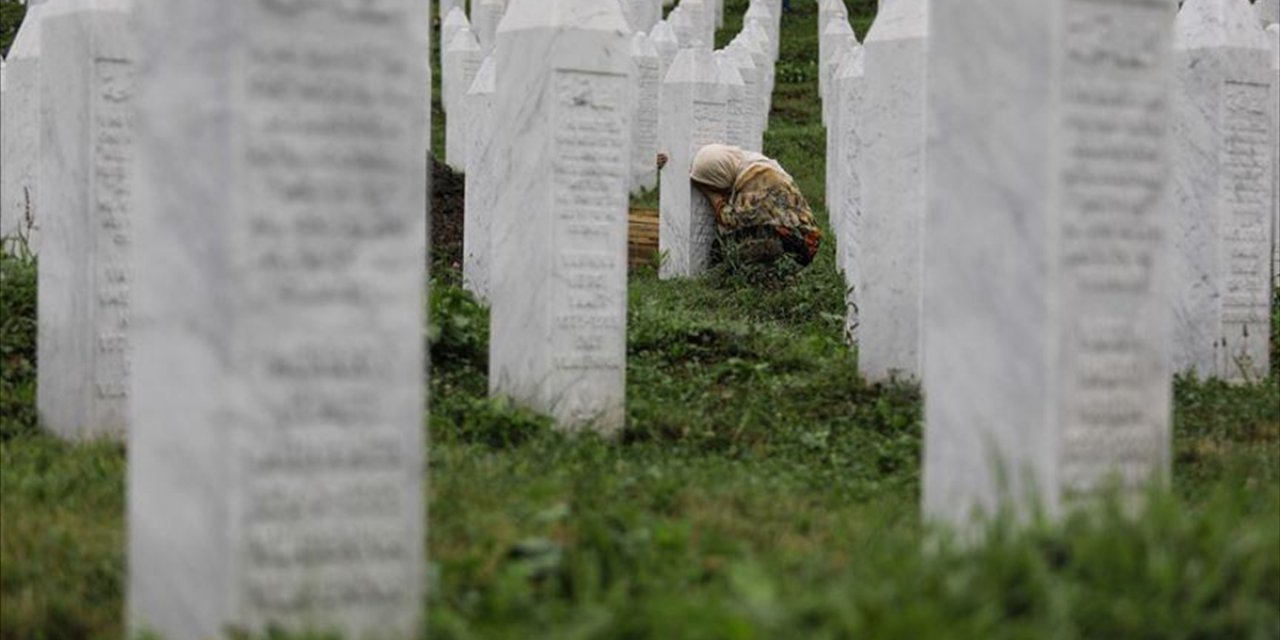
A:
714 162 823 266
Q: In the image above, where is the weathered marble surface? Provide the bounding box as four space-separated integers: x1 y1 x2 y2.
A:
716 51 748 150
1 0 49 248
631 33 660 194
444 27 482 169
822 25 856 128
488 0 631 435
129 0 428 637
1258 0 1279 25
859 0 927 381
1269 24 1279 288
924 0 1175 528
38 0 135 441
835 45 865 343
659 47 724 279
442 7 470 75
473 0 506 56
1172 0 1273 381
723 43 761 151
464 55 497 301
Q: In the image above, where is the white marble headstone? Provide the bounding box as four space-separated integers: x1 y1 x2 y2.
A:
444 27 483 169
37 0 136 440
822 23 856 127
1258 0 1280 25
650 20 680 77
724 43 762 152
924 0 1175 527
129 0 429 636
659 47 725 279
1 0 49 248
744 1 778 61
465 55 498 301
472 0 506 56
488 0 631 435
859 0 928 381
631 32 661 194
440 0 464 19
716 51 748 150
1269 24 1279 289
835 45 866 343
442 7 470 71
1172 0 1274 381
825 43 857 274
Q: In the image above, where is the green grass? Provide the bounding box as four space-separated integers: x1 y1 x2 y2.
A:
3 1 1280 638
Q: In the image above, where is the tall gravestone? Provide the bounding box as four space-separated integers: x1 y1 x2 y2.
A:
440 0 464 19
442 7 470 77
835 45 866 343
465 56 498 301
659 47 725 279
129 0 429 636
740 25 773 126
444 27 482 170
1173 0 1274 381
631 33 661 194
1269 24 1279 288
651 20 680 77
716 51 749 150
488 0 631 434
825 44 858 275
1 0 48 248
38 0 136 440
724 43 761 151
473 0 506 56
822 25 856 128
859 0 927 381
924 0 1174 526
744 2 777 61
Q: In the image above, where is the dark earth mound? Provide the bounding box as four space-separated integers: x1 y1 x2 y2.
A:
431 156 465 269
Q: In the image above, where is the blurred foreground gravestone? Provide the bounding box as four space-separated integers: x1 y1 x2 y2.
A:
488 0 631 435
924 0 1175 527
129 0 428 636
1172 0 1274 382
38 0 136 440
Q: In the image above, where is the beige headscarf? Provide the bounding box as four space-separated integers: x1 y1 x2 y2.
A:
690 144 786 193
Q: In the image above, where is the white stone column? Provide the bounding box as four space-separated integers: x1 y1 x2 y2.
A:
835 45 865 343
740 25 773 130
631 33 661 193
817 1 848 99
464 56 497 300
442 7 470 69
444 27 482 169
822 21 856 127
472 0 506 56
38 0 136 440
129 0 429 635
488 0 631 435
440 0 464 19
1172 0 1274 381
859 0 928 381
924 0 1175 528
659 47 725 279
744 1 777 61
716 51 748 149
825 44 858 275
1 0 48 249
724 43 762 152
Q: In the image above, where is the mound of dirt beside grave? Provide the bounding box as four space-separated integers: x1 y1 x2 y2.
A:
431 156 465 268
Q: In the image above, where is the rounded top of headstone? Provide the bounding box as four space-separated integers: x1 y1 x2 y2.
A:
467 55 497 96
664 47 720 85
865 0 927 43
447 26 482 53
1177 0 1270 50
497 0 629 34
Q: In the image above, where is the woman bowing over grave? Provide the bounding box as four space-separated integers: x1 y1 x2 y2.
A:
658 143 823 267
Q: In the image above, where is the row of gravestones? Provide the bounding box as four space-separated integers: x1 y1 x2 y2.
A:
0 0 774 635
0 0 1274 635
447 0 782 431
818 0 1280 523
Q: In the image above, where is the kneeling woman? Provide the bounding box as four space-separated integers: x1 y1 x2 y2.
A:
661 144 823 267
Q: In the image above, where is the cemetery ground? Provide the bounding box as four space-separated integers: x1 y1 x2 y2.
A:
2 1 1279 637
